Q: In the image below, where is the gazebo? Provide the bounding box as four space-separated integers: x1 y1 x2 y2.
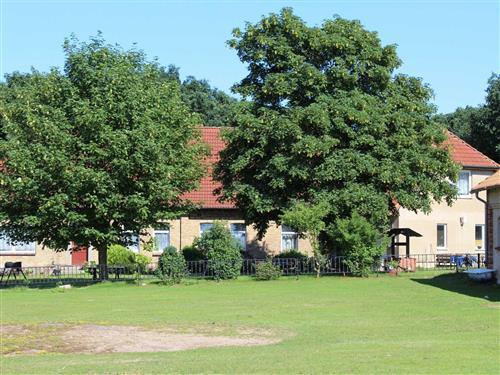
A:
387 228 422 257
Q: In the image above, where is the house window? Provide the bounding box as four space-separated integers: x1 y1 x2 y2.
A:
230 223 246 250
154 226 170 253
200 223 213 235
437 224 447 250
457 171 471 198
281 225 298 251
475 225 485 250
0 233 36 254
124 233 140 253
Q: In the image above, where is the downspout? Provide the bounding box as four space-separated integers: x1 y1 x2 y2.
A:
475 191 488 266
179 217 182 251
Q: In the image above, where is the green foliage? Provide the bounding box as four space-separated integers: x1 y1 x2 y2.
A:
254 261 281 281
157 246 187 284
274 250 307 260
329 212 387 277
163 245 178 256
107 245 136 271
134 253 151 273
435 74 500 162
160 66 238 126
197 221 242 280
0 34 208 266
387 259 399 271
216 8 458 246
182 244 205 261
281 201 329 277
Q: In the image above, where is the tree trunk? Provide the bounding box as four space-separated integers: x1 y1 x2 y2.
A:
98 246 108 281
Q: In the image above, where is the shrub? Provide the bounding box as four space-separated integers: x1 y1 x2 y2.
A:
330 212 387 277
197 221 242 280
108 245 136 272
134 253 151 273
255 261 281 281
163 245 178 256
157 246 187 284
182 244 205 261
274 250 307 260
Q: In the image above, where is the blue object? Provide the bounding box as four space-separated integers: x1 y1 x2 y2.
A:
452 255 478 268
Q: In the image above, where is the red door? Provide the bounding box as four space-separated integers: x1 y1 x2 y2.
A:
71 246 88 265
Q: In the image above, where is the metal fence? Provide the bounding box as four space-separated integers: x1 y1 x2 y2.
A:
0 253 487 287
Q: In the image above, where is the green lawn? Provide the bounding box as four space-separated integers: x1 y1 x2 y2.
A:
1 272 499 374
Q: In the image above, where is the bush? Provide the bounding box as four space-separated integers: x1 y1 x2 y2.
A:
163 245 178 256
274 250 307 260
254 261 281 281
108 245 136 272
182 244 205 261
157 246 187 284
134 253 151 273
197 221 242 280
330 212 387 277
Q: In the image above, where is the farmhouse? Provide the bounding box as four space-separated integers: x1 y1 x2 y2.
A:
471 170 500 277
0 127 498 266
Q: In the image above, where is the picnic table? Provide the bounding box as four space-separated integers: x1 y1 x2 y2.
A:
0 262 27 285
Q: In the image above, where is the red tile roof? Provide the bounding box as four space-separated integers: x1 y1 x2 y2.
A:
182 127 235 209
184 128 499 209
444 131 499 169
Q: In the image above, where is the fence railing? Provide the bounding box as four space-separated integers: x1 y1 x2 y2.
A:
0 252 487 287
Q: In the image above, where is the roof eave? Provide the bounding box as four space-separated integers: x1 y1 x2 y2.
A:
461 164 500 171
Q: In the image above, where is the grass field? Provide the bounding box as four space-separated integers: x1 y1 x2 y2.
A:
0 271 499 374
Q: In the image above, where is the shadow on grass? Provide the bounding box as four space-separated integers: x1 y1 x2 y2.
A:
412 272 500 302
0 278 141 290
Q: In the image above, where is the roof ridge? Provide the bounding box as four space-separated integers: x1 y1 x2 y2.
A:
446 130 499 168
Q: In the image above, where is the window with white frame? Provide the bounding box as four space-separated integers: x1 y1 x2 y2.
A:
124 232 140 253
230 223 246 250
281 225 298 251
475 224 485 250
154 225 170 252
200 223 213 235
436 224 447 250
457 171 471 197
0 233 36 254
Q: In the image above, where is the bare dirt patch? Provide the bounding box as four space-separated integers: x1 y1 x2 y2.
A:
2 324 282 355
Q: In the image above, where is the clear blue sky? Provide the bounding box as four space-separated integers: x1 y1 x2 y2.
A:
1 0 498 113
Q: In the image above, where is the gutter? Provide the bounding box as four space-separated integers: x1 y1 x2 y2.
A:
463 165 500 171
475 191 489 266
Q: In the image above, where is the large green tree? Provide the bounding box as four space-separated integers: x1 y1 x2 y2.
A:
0 36 207 273
214 9 459 251
435 74 500 162
161 65 238 126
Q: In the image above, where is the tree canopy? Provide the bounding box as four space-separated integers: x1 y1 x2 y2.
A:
161 65 238 126
215 8 459 249
435 74 500 162
0 36 207 267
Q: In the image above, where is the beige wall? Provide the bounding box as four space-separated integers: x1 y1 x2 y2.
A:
397 169 493 255
487 188 500 283
0 209 313 267
0 244 70 267
162 209 312 259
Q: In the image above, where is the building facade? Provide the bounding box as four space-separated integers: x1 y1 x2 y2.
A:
471 171 500 280
0 127 497 266
392 132 498 256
